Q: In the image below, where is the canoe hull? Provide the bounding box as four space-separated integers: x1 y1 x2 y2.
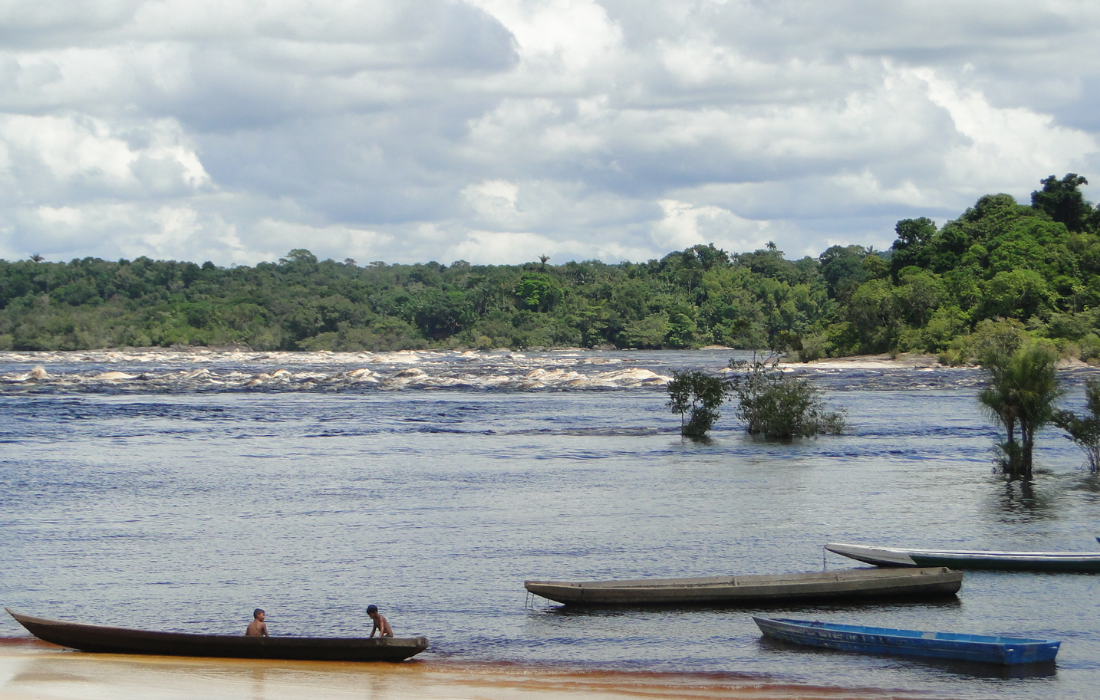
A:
826 543 1100 573
754 617 1060 665
6 609 428 662
525 567 962 606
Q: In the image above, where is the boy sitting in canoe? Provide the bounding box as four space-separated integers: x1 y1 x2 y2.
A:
367 605 392 637
246 609 269 637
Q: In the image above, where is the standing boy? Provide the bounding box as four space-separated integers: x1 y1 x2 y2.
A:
367 604 392 637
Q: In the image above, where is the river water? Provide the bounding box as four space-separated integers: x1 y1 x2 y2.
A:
1 349 1098 700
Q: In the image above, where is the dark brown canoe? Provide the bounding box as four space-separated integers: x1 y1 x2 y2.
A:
524 567 962 606
5 608 428 662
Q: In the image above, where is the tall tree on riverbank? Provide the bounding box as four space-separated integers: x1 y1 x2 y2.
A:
978 343 1063 479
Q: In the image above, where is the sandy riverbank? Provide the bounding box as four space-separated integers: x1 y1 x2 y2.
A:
791 353 1090 370
784 354 943 370
0 644 929 700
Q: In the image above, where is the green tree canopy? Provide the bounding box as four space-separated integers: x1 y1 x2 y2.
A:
6 174 1100 358
1031 173 1098 233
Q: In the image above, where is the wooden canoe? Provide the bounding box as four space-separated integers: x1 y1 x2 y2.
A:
753 616 1060 665
6 609 428 662
825 542 1100 573
524 567 962 606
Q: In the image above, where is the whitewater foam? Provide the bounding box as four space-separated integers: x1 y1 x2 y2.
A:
0 349 675 394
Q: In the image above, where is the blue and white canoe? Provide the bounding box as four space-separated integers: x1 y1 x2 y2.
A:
826 542 1100 573
753 617 1060 665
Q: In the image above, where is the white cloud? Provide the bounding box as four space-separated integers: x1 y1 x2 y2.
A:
252 219 394 264
13 201 230 262
449 230 562 264
915 67 1099 193
462 179 521 226
3 0 1100 266
0 114 210 199
447 228 651 265
651 199 777 252
469 0 623 77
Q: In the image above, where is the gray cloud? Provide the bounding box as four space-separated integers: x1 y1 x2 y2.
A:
2 0 1100 265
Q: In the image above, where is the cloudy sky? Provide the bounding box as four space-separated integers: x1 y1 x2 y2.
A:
2 0 1100 266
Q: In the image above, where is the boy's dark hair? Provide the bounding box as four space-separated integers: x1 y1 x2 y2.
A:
367 605 378 614
253 608 264 619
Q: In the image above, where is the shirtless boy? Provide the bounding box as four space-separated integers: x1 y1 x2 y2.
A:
245 609 269 637
367 605 392 637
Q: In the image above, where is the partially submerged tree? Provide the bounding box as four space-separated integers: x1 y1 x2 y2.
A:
667 370 725 439
727 354 845 440
1052 377 1100 473
977 343 1063 480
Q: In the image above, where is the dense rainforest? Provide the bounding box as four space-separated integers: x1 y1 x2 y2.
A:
4 174 1100 362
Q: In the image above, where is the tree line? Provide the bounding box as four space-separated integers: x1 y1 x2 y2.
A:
3 174 1100 358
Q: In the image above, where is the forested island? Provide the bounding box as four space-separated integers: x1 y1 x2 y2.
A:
3 174 1100 361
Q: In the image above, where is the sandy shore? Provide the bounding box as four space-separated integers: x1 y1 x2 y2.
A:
789 354 944 370
0 644 928 700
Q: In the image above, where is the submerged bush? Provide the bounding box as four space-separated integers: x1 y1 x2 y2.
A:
666 370 726 440
727 354 846 439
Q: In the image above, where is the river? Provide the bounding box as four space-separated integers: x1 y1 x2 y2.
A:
1 349 1098 700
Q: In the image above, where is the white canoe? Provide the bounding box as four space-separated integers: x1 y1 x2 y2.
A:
825 542 1100 573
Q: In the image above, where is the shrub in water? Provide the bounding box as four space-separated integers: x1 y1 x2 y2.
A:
666 370 725 440
728 354 846 439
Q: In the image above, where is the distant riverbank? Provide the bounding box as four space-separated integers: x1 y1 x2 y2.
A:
794 352 1089 370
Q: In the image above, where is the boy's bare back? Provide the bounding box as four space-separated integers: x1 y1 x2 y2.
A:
246 609 269 637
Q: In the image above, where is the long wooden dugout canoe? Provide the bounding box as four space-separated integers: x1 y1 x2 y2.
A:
5 608 428 662
753 617 1061 665
524 567 962 606
825 542 1100 573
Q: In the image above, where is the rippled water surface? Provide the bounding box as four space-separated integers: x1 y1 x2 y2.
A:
2 350 1099 700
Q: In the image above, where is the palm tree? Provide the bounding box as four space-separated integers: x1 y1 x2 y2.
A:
978 343 1063 479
